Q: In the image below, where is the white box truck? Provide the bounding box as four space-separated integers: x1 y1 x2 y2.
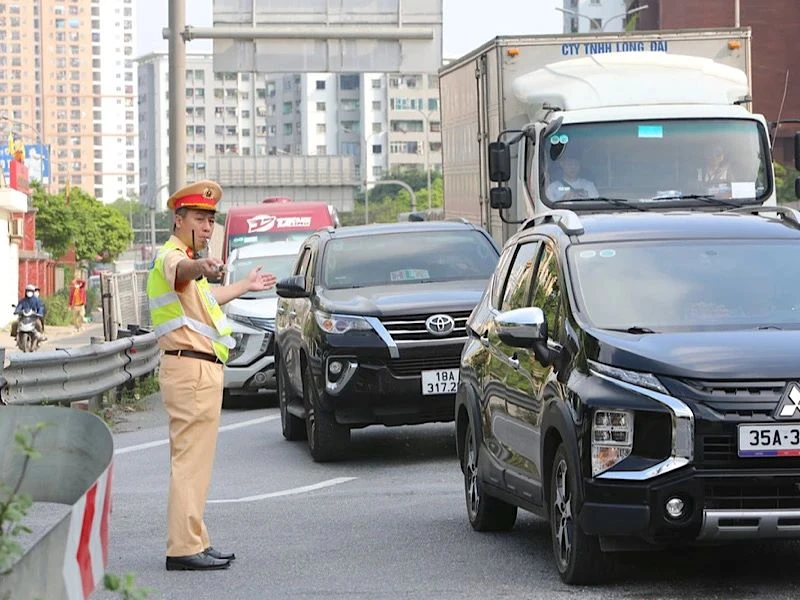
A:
439 28 782 244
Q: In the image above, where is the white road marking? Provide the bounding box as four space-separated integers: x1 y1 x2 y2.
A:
208 477 357 504
114 415 280 455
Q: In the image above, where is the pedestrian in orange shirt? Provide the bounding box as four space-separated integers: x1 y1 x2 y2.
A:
68 276 87 332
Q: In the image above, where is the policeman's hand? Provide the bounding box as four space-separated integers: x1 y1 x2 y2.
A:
197 257 225 279
246 266 277 292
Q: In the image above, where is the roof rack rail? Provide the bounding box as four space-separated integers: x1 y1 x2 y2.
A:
445 216 473 225
522 209 584 235
724 206 800 229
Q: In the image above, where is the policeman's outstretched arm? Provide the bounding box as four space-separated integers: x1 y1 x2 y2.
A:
212 266 277 306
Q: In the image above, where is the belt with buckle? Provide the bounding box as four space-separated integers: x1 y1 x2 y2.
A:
164 349 222 364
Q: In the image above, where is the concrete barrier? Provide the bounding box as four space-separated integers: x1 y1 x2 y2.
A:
0 406 114 600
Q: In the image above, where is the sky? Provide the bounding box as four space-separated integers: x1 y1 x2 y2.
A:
136 0 562 60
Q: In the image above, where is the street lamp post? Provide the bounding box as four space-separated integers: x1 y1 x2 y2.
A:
415 109 436 210
555 4 648 32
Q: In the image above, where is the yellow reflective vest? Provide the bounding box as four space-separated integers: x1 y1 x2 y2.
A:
147 238 235 363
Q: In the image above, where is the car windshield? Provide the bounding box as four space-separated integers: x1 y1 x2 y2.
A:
568 240 800 331
537 119 770 208
322 230 499 289
229 253 297 299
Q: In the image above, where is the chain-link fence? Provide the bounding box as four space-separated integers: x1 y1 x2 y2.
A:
100 270 151 341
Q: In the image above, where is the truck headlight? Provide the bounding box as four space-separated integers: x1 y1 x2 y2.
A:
591 409 633 476
314 311 372 334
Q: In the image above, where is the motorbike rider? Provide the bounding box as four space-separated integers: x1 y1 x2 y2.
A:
12 284 47 341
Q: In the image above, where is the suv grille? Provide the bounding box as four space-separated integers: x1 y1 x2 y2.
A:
705 480 800 510
698 431 800 470
675 378 785 418
388 355 461 377
380 311 471 342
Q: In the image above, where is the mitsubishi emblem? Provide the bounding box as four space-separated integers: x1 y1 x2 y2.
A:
425 314 455 337
774 383 800 420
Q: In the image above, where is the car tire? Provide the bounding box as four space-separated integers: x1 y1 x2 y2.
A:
303 363 349 462
550 443 613 585
462 421 517 531
277 353 306 441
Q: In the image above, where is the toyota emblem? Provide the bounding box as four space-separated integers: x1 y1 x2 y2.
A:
425 314 455 337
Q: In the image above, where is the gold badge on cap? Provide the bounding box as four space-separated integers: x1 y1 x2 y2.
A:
203 186 214 198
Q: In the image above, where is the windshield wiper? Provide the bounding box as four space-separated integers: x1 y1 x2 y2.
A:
606 326 659 334
557 197 648 212
648 194 741 208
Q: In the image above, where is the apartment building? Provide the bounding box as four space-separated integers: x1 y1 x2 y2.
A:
0 0 137 201
138 54 443 206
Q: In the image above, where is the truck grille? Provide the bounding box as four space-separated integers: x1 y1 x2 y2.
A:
388 355 461 377
705 481 800 510
380 311 471 342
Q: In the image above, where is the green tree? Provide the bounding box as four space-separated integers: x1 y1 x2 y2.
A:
31 183 133 261
30 183 73 259
774 161 800 205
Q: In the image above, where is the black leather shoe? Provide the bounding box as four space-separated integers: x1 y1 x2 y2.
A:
165 552 230 571
205 547 236 561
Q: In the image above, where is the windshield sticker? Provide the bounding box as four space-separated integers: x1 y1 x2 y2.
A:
579 250 597 259
731 181 757 199
599 249 616 258
638 125 663 139
390 269 430 282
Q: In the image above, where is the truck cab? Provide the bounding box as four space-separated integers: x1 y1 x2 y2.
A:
439 29 786 246
491 53 773 229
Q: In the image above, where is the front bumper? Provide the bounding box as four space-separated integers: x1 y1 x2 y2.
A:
310 339 464 428
224 329 276 393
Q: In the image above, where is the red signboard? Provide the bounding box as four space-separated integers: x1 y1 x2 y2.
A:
10 159 30 195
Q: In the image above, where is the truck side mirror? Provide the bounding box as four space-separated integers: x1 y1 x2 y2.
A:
488 142 511 182
795 132 800 171
490 186 512 210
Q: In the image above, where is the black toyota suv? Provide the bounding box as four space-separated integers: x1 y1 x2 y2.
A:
456 206 800 584
274 221 500 462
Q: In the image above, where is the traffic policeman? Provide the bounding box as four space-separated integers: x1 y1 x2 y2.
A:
147 180 277 571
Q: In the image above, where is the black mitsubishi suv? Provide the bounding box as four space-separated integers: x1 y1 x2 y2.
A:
274 221 500 462
456 206 800 584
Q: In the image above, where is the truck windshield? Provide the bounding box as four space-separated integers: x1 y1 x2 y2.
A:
538 119 770 208
568 240 800 331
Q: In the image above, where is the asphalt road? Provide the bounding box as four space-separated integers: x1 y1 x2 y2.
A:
93 404 800 600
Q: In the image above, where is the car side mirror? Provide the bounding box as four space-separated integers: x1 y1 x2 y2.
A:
495 307 547 347
488 141 511 182
490 187 513 210
276 275 309 299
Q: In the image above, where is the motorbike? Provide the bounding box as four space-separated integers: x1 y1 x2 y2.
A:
15 308 42 353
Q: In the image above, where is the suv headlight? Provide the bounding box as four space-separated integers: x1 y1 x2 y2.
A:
314 311 372 334
591 409 633 476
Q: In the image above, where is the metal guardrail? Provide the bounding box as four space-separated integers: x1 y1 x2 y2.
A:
0 333 160 406
0 406 114 600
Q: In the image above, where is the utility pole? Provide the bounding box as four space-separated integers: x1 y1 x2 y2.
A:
734 0 740 27
167 0 186 196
